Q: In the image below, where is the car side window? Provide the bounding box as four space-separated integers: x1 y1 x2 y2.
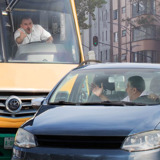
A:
50 74 78 103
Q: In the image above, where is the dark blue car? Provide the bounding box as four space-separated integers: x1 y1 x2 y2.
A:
12 63 160 160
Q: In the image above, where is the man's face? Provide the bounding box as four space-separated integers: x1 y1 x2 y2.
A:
20 18 33 34
126 82 135 100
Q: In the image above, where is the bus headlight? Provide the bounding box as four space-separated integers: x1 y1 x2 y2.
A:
122 130 160 152
14 128 37 148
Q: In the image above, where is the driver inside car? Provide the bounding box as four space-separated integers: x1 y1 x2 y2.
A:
14 16 53 46
91 75 149 102
122 76 146 102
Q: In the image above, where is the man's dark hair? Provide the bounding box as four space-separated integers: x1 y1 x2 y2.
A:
20 16 32 24
128 76 145 92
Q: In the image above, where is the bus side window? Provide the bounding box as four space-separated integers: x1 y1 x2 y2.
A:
2 13 17 60
0 36 2 60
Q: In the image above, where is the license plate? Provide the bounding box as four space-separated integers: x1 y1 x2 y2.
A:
4 137 14 149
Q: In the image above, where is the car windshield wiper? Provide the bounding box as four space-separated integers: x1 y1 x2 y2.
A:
49 101 150 106
120 101 148 106
80 101 146 106
49 101 77 105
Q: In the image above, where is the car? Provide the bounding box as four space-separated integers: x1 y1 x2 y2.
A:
12 63 160 160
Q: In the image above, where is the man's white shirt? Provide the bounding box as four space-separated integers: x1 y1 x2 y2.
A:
122 90 150 102
14 25 51 46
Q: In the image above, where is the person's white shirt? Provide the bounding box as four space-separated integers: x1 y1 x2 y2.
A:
122 90 150 102
14 25 51 46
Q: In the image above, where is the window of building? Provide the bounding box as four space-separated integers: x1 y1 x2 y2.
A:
106 10 108 20
113 55 118 62
121 54 127 61
133 25 156 41
122 30 126 37
133 51 156 63
134 52 138 62
106 31 107 41
101 51 103 62
106 50 108 60
113 10 118 20
102 31 104 42
122 7 126 14
114 32 118 42
132 0 155 17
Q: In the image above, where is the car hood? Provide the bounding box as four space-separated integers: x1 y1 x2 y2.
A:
24 105 160 136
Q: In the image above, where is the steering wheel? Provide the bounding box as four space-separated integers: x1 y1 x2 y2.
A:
28 40 46 44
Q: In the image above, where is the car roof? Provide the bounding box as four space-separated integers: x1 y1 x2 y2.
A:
75 63 160 71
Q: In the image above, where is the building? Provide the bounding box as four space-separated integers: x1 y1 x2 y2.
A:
81 0 110 62
111 0 160 63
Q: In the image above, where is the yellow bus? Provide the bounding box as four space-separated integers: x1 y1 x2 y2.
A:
0 0 84 159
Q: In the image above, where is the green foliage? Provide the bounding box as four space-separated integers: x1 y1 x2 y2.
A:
136 15 157 25
75 0 106 29
123 0 160 28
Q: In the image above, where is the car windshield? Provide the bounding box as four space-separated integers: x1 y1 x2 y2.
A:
1 0 80 63
49 68 160 105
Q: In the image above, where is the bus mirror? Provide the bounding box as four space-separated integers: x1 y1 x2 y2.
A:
31 97 45 110
88 50 96 60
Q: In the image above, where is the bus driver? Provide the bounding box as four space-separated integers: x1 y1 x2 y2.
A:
14 16 53 46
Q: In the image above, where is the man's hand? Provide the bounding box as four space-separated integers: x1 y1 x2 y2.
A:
91 83 103 97
148 93 159 101
16 29 27 44
91 83 109 101
18 29 27 39
46 36 53 43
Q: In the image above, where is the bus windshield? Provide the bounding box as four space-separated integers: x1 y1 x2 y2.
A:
1 0 80 63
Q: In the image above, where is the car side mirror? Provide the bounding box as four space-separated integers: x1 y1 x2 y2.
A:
31 97 45 110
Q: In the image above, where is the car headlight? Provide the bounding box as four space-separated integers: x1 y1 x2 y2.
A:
122 130 160 152
14 128 37 148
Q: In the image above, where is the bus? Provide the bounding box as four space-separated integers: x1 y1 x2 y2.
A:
0 0 84 159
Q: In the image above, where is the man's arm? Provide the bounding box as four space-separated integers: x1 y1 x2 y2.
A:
38 25 53 43
91 83 109 101
16 29 27 44
46 36 53 43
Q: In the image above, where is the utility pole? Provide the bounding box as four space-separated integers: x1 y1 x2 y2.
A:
118 0 122 62
130 25 132 62
110 0 113 62
98 8 100 61
129 0 133 62
89 14 92 51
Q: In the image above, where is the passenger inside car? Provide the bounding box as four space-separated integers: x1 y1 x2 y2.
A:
148 75 160 101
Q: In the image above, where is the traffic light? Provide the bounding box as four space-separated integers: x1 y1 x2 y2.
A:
93 36 98 46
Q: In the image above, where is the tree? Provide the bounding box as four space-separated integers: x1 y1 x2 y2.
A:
123 0 160 35
128 0 160 25
122 0 160 62
75 0 106 29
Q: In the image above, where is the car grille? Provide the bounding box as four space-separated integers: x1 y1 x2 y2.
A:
36 135 125 149
0 91 48 118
